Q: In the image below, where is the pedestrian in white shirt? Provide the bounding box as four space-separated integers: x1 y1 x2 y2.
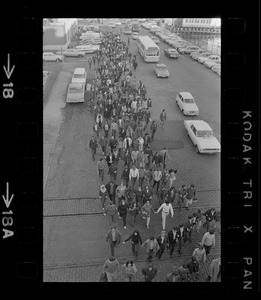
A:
201 229 215 256
153 168 162 193
129 165 139 187
156 200 174 230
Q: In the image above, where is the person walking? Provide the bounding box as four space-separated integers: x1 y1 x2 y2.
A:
108 162 118 181
201 229 216 257
177 224 185 255
155 230 168 260
97 158 106 182
121 165 130 187
152 168 162 193
192 242 207 264
185 184 197 210
128 200 139 226
150 121 157 140
141 262 158 282
167 226 179 258
165 266 181 282
178 263 189 282
156 200 174 231
208 257 221 282
123 229 143 257
152 151 161 169
129 164 139 188
195 209 204 233
105 227 122 257
104 201 117 225
204 208 217 232
99 184 109 213
159 147 171 170
187 256 200 282
93 122 99 137
141 200 155 229
141 237 159 262
105 180 117 204
99 136 107 156
177 185 187 215
116 181 127 203
160 109 167 129
102 256 120 282
89 136 98 161
103 121 110 138
184 215 194 243
121 260 138 282
106 152 115 169
118 199 128 229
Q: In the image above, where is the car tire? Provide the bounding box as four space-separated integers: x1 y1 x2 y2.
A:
56 59 60 62
195 145 200 153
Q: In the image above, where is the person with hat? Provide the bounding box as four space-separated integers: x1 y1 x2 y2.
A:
167 226 179 258
165 266 181 282
192 242 207 264
141 262 158 282
155 230 168 260
105 226 122 257
156 199 174 231
102 256 120 282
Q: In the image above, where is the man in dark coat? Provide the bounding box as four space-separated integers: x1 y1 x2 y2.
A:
167 226 179 258
106 181 118 204
89 136 98 161
155 230 168 260
141 263 157 282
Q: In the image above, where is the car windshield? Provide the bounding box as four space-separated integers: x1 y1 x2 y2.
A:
69 87 84 93
73 74 85 78
197 130 214 138
184 98 194 104
157 66 167 70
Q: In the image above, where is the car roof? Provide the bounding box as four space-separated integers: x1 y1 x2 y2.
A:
179 92 194 99
156 64 167 67
69 83 84 88
167 48 177 51
185 120 213 131
73 68 86 74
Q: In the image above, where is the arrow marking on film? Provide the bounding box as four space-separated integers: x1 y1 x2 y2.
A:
3 54 15 80
2 182 14 209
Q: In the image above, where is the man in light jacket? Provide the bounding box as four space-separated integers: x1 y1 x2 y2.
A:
156 200 174 231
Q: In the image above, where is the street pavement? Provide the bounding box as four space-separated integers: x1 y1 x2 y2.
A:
43 24 220 281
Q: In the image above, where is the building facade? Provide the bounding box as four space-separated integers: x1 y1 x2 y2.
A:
172 18 220 34
43 18 78 51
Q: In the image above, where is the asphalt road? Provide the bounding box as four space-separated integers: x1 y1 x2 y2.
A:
43 25 220 280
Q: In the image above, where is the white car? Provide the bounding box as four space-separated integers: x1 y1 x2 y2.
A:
176 92 199 116
75 45 99 53
211 64 221 75
132 32 139 39
43 52 63 62
56 49 85 57
66 83 85 103
178 45 201 54
203 60 221 68
154 64 169 78
190 50 210 59
184 120 221 154
198 55 220 64
115 22 121 26
164 48 180 58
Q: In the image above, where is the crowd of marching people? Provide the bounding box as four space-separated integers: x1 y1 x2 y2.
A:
86 31 220 282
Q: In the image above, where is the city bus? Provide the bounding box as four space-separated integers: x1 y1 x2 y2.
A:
137 36 160 62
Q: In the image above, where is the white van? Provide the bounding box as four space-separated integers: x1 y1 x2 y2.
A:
75 45 99 53
71 68 87 87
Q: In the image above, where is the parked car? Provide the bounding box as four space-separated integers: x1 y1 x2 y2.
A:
56 49 85 57
184 120 221 154
164 48 180 58
198 55 220 64
115 22 121 26
150 36 160 44
172 41 191 49
203 60 221 68
43 52 63 62
190 50 210 59
211 64 221 75
75 45 99 53
178 45 201 54
132 32 139 39
154 63 169 78
176 92 199 116
71 68 87 86
66 83 85 103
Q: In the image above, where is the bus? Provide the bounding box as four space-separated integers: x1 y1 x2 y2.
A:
132 22 140 33
137 36 160 62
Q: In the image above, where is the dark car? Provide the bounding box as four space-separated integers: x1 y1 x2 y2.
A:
164 48 180 58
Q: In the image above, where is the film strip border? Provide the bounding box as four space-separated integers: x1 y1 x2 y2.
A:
1 14 260 293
